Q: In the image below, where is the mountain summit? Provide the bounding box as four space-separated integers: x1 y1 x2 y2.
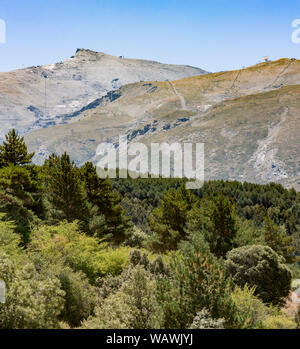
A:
0 49 206 140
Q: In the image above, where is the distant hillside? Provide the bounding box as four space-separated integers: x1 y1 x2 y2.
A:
0 48 206 140
24 58 300 190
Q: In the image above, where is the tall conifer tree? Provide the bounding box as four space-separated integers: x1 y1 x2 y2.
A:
148 185 198 251
0 129 34 167
44 153 89 223
80 162 132 244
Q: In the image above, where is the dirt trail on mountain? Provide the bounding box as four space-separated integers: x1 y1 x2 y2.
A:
229 69 242 92
167 80 187 110
267 59 295 88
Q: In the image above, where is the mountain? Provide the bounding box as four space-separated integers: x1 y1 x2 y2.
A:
23 58 300 190
0 48 206 140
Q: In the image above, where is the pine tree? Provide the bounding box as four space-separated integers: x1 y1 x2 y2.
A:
44 153 89 223
80 162 113 214
80 162 132 245
148 185 198 252
210 195 238 257
0 129 34 167
262 217 296 263
0 165 41 244
156 234 238 329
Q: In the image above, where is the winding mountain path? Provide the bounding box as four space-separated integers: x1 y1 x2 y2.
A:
267 59 295 88
167 80 187 110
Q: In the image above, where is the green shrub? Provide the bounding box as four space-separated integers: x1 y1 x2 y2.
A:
123 227 148 248
30 254 97 327
0 253 65 329
54 266 97 327
156 235 238 329
0 217 22 258
29 222 130 282
81 265 161 329
189 309 225 329
263 314 296 329
231 285 277 329
225 245 292 305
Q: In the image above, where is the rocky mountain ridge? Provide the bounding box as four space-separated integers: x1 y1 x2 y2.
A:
0 49 206 140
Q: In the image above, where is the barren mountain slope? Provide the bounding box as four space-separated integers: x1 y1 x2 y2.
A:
24 58 300 189
0 49 206 140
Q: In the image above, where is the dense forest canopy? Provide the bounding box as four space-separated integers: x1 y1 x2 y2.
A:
0 129 299 329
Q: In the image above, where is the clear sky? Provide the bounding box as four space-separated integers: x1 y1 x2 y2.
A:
0 0 300 72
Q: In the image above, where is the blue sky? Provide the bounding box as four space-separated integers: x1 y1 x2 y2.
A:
0 0 300 72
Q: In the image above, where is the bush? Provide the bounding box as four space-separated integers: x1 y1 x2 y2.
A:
81 292 132 329
87 246 130 280
123 227 148 248
263 314 296 329
29 222 130 282
231 285 277 329
189 309 225 329
0 217 22 258
81 265 161 329
225 245 292 306
0 253 65 329
31 255 97 327
54 266 97 327
156 235 238 329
